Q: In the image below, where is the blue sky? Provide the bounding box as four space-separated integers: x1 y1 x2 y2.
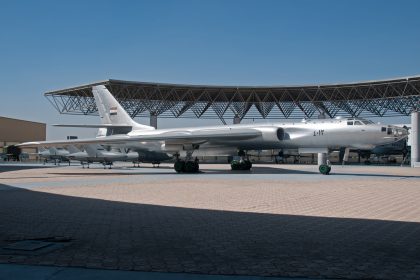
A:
0 0 419 139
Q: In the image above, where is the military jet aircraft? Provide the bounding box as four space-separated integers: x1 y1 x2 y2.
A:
38 147 70 165
66 144 139 169
19 85 408 174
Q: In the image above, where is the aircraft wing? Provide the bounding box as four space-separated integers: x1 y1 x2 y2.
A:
52 124 132 128
17 128 262 148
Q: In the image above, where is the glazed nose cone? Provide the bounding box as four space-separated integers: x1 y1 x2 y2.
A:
392 126 409 139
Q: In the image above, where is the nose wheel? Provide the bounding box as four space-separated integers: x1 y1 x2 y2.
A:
319 164 331 175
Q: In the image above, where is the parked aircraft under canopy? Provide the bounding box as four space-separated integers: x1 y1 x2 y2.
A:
45 76 420 124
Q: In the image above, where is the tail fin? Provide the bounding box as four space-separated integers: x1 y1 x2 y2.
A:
92 85 155 131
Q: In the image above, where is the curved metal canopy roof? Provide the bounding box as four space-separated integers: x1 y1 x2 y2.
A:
45 76 420 124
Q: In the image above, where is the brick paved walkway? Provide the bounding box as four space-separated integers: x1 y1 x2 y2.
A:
0 164 419 279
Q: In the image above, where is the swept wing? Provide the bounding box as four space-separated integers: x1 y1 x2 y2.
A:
18 127 262 148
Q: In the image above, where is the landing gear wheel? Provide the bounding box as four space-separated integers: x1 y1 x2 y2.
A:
319 164 331 175
174 160 185 173
184 161 199 173
230 160 240 170
231 160 252 171
244 160 252 170
174 160 199 173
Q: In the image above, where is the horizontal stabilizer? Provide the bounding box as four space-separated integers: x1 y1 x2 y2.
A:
53 124 132 128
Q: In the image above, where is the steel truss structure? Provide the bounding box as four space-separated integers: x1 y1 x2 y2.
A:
45 76 420 124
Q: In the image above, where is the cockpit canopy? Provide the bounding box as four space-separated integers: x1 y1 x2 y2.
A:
346 118 374 125
301 117 374 125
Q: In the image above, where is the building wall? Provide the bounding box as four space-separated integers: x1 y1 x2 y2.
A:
0 116 46 160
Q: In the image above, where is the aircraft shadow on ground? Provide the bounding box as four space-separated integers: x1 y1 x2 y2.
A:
45 165 420 178
46 166 318 176
0 183 419 279
331 172 420 178
0 165 53 173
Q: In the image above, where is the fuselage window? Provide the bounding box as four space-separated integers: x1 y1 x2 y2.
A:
381 127 386 132
387 127 392 135
347 121 353 125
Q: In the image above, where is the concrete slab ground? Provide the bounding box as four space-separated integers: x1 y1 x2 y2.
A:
0 163 419 279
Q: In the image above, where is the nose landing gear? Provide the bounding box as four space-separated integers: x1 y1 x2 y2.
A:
318 152 331 175
319 164 331 175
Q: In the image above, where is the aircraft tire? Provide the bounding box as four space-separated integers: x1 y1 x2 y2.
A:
243 160 252 170
231 160 252 171
184 161 199 173
174 160 185 173
231 160 241 170
319 164 331 175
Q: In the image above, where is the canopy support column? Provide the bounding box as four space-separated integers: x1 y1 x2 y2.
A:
411 111 419 167
150 113 157 129
233 115 241 124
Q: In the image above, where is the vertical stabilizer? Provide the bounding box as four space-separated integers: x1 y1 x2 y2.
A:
92 85 155 131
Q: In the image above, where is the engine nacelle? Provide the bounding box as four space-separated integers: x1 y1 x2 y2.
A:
258 127 285 142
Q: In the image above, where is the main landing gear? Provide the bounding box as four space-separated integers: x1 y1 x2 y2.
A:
174 152 200 173
230 150 252 171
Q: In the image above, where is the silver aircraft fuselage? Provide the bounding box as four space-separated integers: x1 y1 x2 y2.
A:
122 118 407 154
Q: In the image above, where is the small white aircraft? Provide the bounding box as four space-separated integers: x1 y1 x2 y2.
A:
19 86 408 174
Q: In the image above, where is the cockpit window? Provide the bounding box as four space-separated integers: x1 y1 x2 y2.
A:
346 118 373 125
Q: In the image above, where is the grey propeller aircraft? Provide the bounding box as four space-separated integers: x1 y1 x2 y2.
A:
19 85 409 174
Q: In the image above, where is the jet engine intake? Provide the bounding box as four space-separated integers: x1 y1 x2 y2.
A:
259 127 286 142
277 128 285 141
